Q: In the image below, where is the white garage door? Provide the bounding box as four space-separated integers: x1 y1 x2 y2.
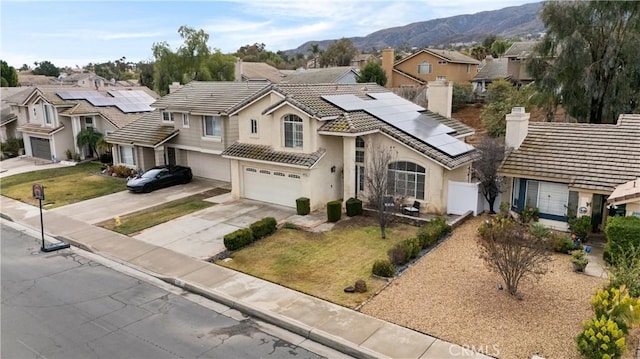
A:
243 167 302 207
186 151 231 181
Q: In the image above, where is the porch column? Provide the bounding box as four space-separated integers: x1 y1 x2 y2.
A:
154 146 165 166
342 136 356 202
71 116 82 155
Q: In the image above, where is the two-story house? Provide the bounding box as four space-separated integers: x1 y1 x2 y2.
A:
381 48 480 88
504 41 537 86
5 86 158 161
221 81 477 214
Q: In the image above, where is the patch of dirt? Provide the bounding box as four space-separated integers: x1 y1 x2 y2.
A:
359 216 640 359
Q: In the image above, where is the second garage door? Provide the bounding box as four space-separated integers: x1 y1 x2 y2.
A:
30 137 51 160
243 167 302 207
186 151 231 181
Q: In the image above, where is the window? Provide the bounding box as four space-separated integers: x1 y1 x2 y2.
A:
418 61 432 74
467 64 472 73
162 111 174 123
250 119 258 134
274 172 285 177
512 178 520 207
119 145 135 166
387 161 426 199
355 136 365 163
83 116 94 128
518 179 570 217
204 115 221 137
438 60 447 65
283 114 303 148
436 76 446 81
182 113 189 128
355 136 365 192
43 104 53 125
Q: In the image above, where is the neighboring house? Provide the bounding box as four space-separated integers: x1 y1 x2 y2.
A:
281 67 359 84
351 54 376 68
235 60 283 83
17 72 58 86
114 81 272 180
499 109 640 231
58 72 109 88
1 87 30 142
4 86 159 161
504 41 538 86
471 56 509 96
221 81 476 214
381 47 480 88
607 178 640 218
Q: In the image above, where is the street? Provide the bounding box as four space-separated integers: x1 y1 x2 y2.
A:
1 224 324 359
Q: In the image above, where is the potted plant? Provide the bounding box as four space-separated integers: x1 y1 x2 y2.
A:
571 249 589 272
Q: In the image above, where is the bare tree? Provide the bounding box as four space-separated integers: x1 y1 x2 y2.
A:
473 136 505 214
366 145 395 239
478 217 552 296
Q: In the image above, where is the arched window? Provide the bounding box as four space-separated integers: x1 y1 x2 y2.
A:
418 61 432 74
283 114 303 148
355 137 365 192
387 161 426 199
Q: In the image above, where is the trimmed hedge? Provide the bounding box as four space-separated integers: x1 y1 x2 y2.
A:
372 259 395 278
250 217 277 240
327 200 342 222
345 197 363 217
417 217 451 249
296 197 310 215
604 216 640 264
223 228 254 251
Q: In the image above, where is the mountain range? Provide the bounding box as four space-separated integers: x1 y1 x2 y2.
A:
285 2 544 55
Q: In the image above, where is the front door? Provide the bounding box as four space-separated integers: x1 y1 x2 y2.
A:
167 147 176 166
591 194 606 232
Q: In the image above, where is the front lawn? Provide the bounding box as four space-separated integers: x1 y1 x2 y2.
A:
217 217 419 308
1 162 125 208
97 188 229 235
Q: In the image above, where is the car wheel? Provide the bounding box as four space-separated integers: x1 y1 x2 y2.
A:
181 175 190 184
143 184 151 193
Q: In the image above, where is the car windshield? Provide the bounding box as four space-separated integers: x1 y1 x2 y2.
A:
141 169 163 178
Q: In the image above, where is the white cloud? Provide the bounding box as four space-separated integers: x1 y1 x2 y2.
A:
35 31 165 41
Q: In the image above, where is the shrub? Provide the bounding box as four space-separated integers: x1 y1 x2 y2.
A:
499 201 510 216
607 245 640 298
99 152 113 164
604 216 640 265
452 82 474 111
569 215 591 241
296 197 310 215
520 206 539 223
345 197 363 217
223 228 254 251
282 222 299 230
417 217 451 249
530 223 550 240
591 286 640 334
65 148 73 160
326 200 342 222
550 232 575 254
387 243 407 266
110 165 136 178
571 250 589 272
250 217 277 240
576 315 627 359
372 259 395 278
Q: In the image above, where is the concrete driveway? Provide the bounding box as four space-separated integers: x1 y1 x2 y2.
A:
0 156 62 178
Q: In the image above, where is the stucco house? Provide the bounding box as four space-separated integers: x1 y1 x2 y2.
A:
504 41 537 86
471 56 509 97
221 81 476 214
4 86 158 161
607 178 640 218
106 82 271 179
500 109 640 231
381 48 480 88
1 87 30 143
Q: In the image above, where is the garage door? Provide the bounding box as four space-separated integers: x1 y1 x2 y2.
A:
186 151 230 181
243 167 302 207
30 137 51 160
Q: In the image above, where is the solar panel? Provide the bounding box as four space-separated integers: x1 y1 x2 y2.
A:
55 90 154 113
322 93 473 157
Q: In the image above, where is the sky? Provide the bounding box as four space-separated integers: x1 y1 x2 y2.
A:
1 0 534 69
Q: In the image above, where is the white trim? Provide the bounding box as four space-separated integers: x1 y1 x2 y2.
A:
318 129 380 137
224 151 326 170
228 90 284 116
263 100 316 119
164 144 223 155
190 111 222 116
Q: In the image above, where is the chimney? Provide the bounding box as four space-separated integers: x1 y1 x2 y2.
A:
381 48 394 88
234 58 242 82
426 80 453 118
168 82 182 94
505 107 530 150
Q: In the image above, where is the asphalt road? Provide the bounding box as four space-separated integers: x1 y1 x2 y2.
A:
1 224 324 359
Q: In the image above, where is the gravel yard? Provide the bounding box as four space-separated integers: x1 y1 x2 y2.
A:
361 215 640 359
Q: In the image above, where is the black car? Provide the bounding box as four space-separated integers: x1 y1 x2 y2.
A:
126 165 192 193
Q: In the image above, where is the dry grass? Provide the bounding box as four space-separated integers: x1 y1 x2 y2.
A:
217 216 418 308
361 216 640 359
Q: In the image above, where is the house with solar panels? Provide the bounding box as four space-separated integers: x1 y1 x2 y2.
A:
4 86 159 161
221 81 477 214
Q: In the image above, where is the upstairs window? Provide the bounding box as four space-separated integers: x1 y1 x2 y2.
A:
43 104 54 125
204 115 221 137
162 111 174 123
418 61 432 74
283 114 303 148
250 119 258 134
182 113 189 128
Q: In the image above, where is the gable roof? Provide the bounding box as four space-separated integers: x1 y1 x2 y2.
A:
607 178 640 205
281 67 359 84
152 81 270 115
472 58 509 81
246 83 476 169
500 114 640 192
240 62 283 83
504 41 538 59
222 142 326 168
104 111 179 147
396 48 481 66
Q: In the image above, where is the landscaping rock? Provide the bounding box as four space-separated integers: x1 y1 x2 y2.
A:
343 286 355 293
354 279 367 293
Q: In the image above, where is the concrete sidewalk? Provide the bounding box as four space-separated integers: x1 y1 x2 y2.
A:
1 196 491 359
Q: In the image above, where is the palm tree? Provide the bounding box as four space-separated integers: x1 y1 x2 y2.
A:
308 43 320 68
76 127 104 158
470 45 487 61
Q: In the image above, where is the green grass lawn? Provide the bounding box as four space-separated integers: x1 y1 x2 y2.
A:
97 188 229 235
0 162 126 208
218 218 419 308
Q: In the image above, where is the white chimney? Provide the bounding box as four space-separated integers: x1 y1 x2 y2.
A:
234 58 242 82
427 80 453 118
168 82 182 94
505 107 530 150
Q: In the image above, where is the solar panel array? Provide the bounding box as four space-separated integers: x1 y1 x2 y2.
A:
321 93 474 157
56 90 154 113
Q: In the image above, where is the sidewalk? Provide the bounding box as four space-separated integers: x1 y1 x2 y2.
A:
1 196 491 359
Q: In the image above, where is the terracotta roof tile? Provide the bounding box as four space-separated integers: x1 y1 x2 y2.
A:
104 111 178 147
222 142 325 168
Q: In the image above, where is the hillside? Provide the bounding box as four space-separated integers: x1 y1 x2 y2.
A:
285 2 544 55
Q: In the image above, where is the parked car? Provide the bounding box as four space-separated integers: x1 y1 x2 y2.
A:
126 165 192 193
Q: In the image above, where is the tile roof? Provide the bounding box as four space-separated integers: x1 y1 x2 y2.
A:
504 41 538 59
607 178 640 204
18 123 64 135
500 114 640 192
281 67 358 84
222 142 325 168
105 111 178 147
240 62 283 83
472 58 509 81
152 81 270 114
397 49 481 67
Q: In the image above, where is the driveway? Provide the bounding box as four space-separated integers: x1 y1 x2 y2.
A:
132 198 296 260
0 156 61 178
